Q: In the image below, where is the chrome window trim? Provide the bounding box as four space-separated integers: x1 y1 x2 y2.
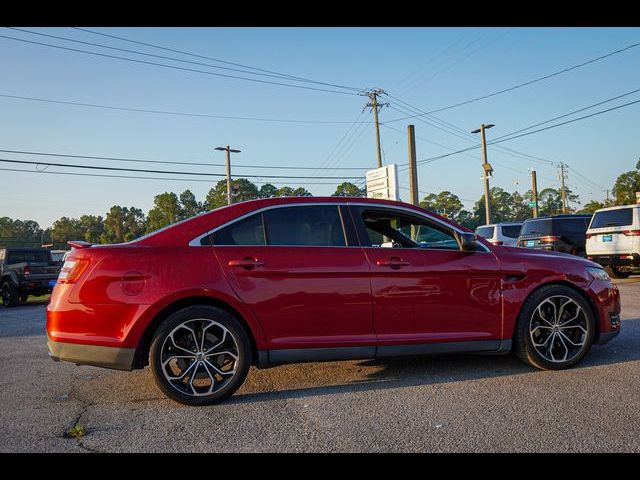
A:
188 201 490 253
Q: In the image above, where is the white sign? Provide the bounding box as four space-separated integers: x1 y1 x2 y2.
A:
366 164 399 201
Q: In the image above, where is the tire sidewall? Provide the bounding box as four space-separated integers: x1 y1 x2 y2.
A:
515 285 595 370
149 305 252 406
1 281 19 308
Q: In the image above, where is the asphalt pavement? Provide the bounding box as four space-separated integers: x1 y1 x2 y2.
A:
1 282 639 452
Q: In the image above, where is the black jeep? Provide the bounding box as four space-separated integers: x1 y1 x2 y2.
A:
0 248 61 307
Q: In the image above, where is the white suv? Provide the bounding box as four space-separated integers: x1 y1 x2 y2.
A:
586 204 640 278
475 222 523 247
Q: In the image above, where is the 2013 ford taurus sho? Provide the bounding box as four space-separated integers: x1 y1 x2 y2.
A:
47 197 621 405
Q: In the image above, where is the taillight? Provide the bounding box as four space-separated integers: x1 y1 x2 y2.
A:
623 230 640 236
540 236 560 243
585 233 592 239
57 258 90 283
24 266 30 276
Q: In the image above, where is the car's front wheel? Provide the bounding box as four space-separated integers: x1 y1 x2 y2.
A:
149 305 252 406
514 285 595 370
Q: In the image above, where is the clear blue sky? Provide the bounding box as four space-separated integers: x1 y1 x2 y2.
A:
1 27 639 227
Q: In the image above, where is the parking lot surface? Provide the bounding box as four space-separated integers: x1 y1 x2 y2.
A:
1 282 639 453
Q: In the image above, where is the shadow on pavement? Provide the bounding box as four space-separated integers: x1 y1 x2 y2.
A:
229 318 640 405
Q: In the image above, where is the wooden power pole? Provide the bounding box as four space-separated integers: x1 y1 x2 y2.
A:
364 89 389 169
407 125 419 206
215 145 241 205
531 169 539 218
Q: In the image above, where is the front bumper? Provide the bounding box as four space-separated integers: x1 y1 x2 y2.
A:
47 337 135 371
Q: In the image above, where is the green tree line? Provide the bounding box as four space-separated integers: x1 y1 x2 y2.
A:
2 160 639 249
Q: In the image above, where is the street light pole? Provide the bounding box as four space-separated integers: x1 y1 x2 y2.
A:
215 145 241 205
471 123 495 225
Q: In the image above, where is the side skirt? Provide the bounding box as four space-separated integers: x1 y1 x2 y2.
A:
257 339 511 367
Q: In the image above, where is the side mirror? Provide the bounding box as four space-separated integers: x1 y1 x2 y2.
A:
456 231 478 251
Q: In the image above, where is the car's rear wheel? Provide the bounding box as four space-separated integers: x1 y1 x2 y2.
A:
1 281 19 308
514 285 594 370
605 266 631 279
149 305 252 406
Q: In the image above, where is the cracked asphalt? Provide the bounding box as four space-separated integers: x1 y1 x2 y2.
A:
1 280 639 453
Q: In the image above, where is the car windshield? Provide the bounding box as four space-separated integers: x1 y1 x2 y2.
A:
475 226 495 239
590 208 634 228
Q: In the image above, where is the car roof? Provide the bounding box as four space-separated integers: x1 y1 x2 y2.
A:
592 204 639 213
134 196 471 247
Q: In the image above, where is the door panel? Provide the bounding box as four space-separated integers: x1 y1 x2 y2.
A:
214 246 374 349
352 206 502 346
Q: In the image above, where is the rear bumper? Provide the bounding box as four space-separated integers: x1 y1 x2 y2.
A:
47 336 135 371
588 253 640 267
595 329 620 345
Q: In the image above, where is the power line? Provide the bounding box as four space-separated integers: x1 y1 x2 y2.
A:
10 27 364 93
71 27 366 92
0 33 359 96
0 93 370 125
0 167 344 185
0 148 369 170
385 40 640 121
0 158 364 180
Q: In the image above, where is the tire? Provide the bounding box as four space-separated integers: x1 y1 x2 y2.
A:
1 281 19 308
605 266 631 279
149 305 252 406
514 284 595 370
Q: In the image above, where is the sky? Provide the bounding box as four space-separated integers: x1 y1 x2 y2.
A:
0 26 639 228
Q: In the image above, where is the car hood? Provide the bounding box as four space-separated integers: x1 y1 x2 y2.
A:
496 245 601 269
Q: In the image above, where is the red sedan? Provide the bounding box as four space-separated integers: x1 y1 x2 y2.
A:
47 197 621 405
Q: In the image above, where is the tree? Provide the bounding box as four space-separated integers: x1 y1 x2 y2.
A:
78 215 104 243
146 192 183 233
577 200 605 214
179 190 203 218
0 217 44 248
101 206 145 244
420 191 463 220
537 187 579 216
51 217 83 248
204 178 260 210
292 187 312 197
332 182 365 197
612 159 640 205
258 183 278 198
473 187 515 225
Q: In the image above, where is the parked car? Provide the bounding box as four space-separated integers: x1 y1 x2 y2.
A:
517 214 592 256
475 222 523 247
47 197 620 405
1 247 62 307
586 204 640 278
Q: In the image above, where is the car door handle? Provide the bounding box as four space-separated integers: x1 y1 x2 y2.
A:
376 258 410 268
228 258 264 269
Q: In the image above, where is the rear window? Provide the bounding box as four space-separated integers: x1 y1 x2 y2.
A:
475 226 495 239
520 219 552 236
590 208 634 229
6 250 51 264
501 225 522 238
521 218 589 236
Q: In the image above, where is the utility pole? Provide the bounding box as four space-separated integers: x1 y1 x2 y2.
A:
471 124 495 225
215 145 241 205
559 162 568 214
364 89 389 168
407 125 419 206
606 189 610 203
531 169 539 218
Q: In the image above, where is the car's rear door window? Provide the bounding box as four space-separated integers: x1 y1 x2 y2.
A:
590 208 634 229
521 219 552 236
210 213 266 246
263 206 346 246
556 218 589 235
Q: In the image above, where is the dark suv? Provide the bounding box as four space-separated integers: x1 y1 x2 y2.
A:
517 214 592 256
0 247 61 307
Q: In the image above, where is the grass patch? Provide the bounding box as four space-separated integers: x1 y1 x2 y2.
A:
25 294 49 304
65 423 87 439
